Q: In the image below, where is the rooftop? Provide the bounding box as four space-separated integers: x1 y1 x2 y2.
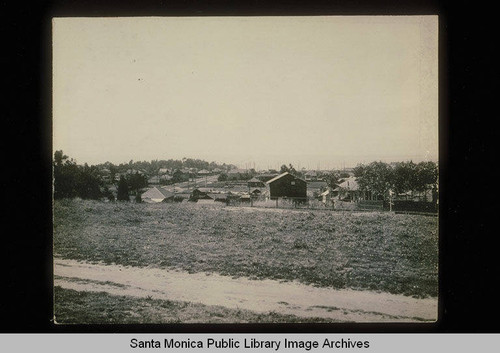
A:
338 177 359 191
266 172 306 184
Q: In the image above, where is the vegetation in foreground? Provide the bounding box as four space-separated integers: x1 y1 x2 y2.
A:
54 286 337 324
54 200 438 298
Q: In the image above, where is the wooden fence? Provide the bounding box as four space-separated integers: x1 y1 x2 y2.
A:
384 200 438 214
227 196 437 214
357 200 384 211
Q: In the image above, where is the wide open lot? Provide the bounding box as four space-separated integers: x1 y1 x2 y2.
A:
53 199 438 323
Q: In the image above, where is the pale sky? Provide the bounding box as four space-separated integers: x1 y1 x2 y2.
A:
53 16 438 170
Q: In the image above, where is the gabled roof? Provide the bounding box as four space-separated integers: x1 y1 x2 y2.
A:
142 187 174 200
265 172 306 184
157 187 174 198
173 193 190 198
338 177 359 191
247 177 263 183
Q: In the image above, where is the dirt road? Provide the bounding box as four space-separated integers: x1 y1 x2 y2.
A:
54 258 437 323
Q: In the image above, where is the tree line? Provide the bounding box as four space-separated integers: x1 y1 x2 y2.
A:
53 151 106 200
353 161 438 200
97 158 236 181
53 151 238 201
54 151 147 201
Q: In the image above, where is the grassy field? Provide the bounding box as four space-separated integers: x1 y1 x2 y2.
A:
54 286 337 324
54 199 438 298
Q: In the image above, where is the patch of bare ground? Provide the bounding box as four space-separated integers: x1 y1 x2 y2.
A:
54 258 437 323
54 286 337 324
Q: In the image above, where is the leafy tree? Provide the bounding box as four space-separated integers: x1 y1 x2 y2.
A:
415 161 438 192
109 164 118 184
117 176 130 201
53 151 78 199
324 171 340 189
78 163 103 199
172 169 188 183
54 150 67 167
239 172 253 181
128 172 147 192
218 173 228 182
355 161 394 200
53 150 103 200
392 161 417 194
353 164 367 178
102 185 115 202
280 164 297 175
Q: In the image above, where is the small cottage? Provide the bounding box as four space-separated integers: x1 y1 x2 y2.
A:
247 177 265 188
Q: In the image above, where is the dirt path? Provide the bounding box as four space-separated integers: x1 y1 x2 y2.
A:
54 258 437 322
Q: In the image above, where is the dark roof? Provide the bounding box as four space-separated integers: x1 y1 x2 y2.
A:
266 172 306 184
173 193 190 198
193 187 211 193
158 187 174 198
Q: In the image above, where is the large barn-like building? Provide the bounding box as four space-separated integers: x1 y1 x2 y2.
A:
265 172 307 200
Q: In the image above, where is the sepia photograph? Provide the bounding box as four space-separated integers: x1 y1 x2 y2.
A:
52 16 438 324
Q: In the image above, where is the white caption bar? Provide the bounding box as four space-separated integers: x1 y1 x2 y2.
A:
1 334 499 353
